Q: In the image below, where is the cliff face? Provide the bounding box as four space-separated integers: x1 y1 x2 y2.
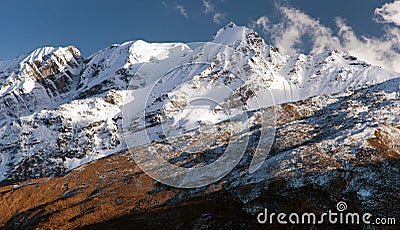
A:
0 23 399 228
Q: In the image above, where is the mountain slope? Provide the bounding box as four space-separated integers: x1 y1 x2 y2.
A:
0 77 399 229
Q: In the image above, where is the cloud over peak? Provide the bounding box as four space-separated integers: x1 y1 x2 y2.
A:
250 2 400 72
374 1 400 26
202 0 226 24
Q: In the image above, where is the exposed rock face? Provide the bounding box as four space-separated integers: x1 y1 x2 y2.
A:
0 46 81 117
0 23 399 228
368 125 400 159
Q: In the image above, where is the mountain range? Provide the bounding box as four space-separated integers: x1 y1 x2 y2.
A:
0 23 399 228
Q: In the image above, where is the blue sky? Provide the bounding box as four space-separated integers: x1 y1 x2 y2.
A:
0 0 396 61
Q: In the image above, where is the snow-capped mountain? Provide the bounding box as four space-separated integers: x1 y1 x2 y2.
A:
1 23 400 228
0 22 398 183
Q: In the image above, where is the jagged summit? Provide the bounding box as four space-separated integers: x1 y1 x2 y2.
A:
223 21 237 28
0 45 82 109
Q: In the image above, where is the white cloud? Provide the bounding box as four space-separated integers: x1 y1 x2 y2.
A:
203 0 214 14
374 1 400 26
175 4 189 19
270 6 341 55
336 17 400 72
251 16 269 33
251 4 400 72
213 13 225 24
202 0 226 24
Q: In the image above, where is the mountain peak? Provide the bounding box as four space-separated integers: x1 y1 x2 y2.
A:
224 21 237 28
211 22 248 45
